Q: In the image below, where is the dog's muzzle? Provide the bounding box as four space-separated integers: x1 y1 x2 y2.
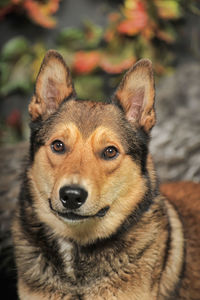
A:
49 185 110 221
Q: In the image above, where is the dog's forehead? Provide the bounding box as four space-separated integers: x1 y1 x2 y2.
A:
56 99 126 138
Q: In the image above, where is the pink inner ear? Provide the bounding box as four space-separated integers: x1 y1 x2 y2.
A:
45 78 60 110
126 87 144 122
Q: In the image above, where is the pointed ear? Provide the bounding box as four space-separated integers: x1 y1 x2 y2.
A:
113 59 155 132
29 50 75 121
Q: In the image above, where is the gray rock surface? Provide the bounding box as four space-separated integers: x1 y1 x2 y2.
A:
151 60 200 182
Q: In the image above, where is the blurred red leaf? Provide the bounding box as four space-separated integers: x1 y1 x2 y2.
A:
156 29 175 43
100 57 135 74
73 51 101 74
118 1 148 36
108 12 121 23
6 109 21 128
0 0 60 27
117 17 147 35
104 13 121 42
100 50 135 74
12 0 21 3
23 0 60 28
104 29 115 43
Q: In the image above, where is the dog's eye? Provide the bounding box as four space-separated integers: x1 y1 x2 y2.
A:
51 140 66 154
102 146 119 160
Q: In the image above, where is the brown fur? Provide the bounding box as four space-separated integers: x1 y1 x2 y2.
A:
12 50 198 300
161 182 200 300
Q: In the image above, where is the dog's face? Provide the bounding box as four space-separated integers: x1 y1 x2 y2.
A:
28 50 155 245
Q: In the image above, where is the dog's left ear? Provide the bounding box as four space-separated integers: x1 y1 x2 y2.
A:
29 50 75 121
113 59 155 132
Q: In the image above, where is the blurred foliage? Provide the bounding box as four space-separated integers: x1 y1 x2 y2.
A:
1 0 199 98
0 0 199 144
0 0 61 28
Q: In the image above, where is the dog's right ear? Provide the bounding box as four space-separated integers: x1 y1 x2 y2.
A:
29 50 75 121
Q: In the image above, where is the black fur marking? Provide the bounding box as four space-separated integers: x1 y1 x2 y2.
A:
126 127 149 175
0 244 18 299
29 118 44 161
19 171 34 205
161 222 172 276
69 295 83 300
135 238 155 262
137 129 149 174
157 201 185 299
175 245 186 299
167 204 186 299
116 183 153 236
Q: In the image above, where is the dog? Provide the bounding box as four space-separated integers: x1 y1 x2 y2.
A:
12 50 200 299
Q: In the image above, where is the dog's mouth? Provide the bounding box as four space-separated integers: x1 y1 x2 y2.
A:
49 199 110 221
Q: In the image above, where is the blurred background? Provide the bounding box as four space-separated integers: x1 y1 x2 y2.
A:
0 0 200 182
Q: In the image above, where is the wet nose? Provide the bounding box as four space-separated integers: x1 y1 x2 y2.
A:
59 185 88 210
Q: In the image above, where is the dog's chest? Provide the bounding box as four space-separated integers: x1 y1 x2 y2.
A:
56 238 159 298
58 238 125 284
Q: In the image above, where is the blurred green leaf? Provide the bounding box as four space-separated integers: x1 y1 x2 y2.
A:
57 28 85 50
0 54 33 95
0 123 20 145
154 0 182 19
100 41 135 74
0 0 196 100
56 47 75 69
1 37 30 61
31 43 47 80
0 62 12 86
0 0 11 8
189 3 200 16
83 21 103 48
157 24 177 43
57 22 103 51
74 75 104 100
135 36 154 60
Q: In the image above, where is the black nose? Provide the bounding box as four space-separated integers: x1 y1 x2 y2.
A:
59 185 88 210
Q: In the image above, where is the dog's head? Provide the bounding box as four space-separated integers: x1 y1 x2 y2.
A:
28 50 156 244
